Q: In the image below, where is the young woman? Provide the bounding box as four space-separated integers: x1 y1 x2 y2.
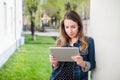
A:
49 10 96 80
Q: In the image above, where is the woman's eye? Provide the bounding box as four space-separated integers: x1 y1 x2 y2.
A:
72 26 76 28
65 26 69 29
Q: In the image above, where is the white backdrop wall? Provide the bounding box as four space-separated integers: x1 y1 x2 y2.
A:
87 0 120 80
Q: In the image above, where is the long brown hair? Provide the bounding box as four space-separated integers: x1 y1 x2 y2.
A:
56 10 88 51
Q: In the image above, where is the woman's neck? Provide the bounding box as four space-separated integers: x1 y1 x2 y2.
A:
69 37 78 46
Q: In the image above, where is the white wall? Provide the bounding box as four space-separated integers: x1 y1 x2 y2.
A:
88 0 120 80
0 0 23 67
0 0 15 53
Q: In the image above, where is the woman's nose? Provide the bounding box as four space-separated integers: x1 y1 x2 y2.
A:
69 28 72 32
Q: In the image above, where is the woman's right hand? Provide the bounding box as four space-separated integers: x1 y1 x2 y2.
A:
49 54 58 67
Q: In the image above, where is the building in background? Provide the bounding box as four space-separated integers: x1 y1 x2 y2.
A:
0 0 23 67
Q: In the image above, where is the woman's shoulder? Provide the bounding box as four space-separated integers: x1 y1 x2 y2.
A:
85 36 94 44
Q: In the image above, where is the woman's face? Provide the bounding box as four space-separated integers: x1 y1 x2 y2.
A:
64 19 79 39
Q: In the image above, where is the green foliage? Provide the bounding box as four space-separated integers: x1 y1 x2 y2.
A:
0 35 55 80
35 5 41 27
39 0 89 23
23 0 39 15
23 0 40 27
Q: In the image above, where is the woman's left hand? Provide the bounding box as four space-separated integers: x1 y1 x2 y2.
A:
71 55 86 68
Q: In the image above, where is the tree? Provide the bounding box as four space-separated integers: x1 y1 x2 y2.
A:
23 0 40 40
65 2 71 11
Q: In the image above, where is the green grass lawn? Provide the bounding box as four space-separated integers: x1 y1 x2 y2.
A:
0 35 56 80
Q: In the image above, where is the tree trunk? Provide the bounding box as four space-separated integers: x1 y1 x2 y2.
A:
31 19 35 40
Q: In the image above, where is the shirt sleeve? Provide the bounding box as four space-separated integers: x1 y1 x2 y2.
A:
88 37 96 70
82 61 91 72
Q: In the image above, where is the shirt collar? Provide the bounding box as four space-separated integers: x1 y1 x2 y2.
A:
65 39 81 47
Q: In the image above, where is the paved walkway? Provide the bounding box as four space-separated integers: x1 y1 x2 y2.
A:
23 27 59 37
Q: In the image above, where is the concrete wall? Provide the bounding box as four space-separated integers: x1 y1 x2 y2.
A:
87 0 120 80
0 0 23 67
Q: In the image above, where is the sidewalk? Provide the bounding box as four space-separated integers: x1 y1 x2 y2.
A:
23 27 59 37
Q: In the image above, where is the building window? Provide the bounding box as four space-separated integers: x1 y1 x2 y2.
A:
3 2 7 35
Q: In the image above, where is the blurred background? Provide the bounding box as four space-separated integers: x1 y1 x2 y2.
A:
23 0 90 30
22 0 90 40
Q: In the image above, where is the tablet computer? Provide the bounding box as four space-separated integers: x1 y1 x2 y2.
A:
49 47 79 62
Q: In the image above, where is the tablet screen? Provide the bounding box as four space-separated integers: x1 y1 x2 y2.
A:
49 47 79 62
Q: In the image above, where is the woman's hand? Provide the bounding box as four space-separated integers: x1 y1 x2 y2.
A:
49 54 58 67
71 55 86 68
